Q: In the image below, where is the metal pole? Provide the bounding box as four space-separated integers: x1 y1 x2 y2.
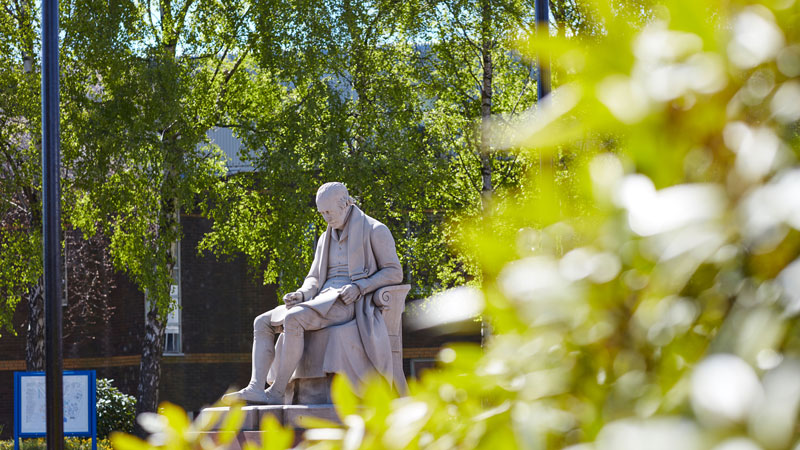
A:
535 0 551 100
41 0 64 445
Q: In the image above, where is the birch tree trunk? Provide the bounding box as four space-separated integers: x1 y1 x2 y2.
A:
25 276 45 371
479 0 494 211
17 0 45 373
134 151 179 435
135 301 165 431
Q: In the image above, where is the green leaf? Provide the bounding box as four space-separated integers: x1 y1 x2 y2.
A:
259 414 295 450
109 432 150 450
332 374 359 418
217 404 246 444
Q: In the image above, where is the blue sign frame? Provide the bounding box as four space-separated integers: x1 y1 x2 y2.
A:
13 370 97 450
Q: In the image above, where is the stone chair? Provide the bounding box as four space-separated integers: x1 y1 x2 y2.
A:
268 284 411 404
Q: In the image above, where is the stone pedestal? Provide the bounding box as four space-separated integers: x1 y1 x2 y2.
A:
289 377 333 404
198 404 340 431
195 404 340 449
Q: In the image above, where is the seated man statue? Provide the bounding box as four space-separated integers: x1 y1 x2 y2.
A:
224 181 403 404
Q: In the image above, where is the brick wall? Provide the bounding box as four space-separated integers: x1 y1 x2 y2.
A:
162 213 276 412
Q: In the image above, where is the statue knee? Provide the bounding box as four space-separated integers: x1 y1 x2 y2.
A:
253 312 273 336
283 310 305 336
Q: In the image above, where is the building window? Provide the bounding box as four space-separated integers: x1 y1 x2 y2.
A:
165 330 181 354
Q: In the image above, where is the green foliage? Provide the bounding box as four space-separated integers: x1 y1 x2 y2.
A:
0 230 40 336
62 0 247 320
200 0 550 300
96 379 136 439
378 0 800 447
0 0 43 337
8 0 800 448
53 0 256 414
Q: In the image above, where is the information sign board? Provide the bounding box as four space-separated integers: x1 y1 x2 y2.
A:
13 371 97 450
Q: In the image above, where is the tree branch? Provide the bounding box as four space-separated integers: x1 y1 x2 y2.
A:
4 2 17 20
444 1 481 51
174 0 195 40
143 0 161 44
510 66 534 116
223 48 248 85
210 44 230 85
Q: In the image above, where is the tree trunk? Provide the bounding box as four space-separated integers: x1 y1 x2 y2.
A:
26 275 45 371
134 192 178 436
134 301 165 437
478 0 495 349
133 10 182 433
479 0 494 211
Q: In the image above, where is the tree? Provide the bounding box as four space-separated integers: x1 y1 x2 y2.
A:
200 0 549 299
61 0 252 425
410 0 542 209
322 0 800 447
0 0 45 370
200 0 476 298
0 0 116 371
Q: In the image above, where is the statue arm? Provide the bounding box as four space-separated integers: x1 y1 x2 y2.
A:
352 224 403 295
297 234 325 301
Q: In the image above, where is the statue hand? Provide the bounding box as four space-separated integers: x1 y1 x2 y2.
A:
283 291 303 307
340 284 360 304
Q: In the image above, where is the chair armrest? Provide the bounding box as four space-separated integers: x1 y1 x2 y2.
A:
372 284 410 337
372 284 411 310
372 284 411 395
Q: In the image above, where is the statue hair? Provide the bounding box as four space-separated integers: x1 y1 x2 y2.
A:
316 182 355 209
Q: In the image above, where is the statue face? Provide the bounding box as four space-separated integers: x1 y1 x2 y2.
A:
316 194 348 229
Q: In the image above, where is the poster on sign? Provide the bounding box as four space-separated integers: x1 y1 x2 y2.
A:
14 371 97 450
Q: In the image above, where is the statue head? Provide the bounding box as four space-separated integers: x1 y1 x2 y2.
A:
316 182 354 229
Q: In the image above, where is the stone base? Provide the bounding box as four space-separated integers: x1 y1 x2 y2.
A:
290 377 333 404
198 404 340 431
195 404 340 448
186 429 299 450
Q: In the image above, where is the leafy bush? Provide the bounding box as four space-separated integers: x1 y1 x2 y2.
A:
96 379 135 439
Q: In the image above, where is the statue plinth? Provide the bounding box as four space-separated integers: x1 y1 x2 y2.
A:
199 404 340 429
193 404 340 448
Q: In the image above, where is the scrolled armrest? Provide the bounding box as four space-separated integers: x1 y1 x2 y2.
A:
372 284 411 338
372 284 411 311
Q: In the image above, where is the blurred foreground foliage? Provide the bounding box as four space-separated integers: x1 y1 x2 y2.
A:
113 0 800 448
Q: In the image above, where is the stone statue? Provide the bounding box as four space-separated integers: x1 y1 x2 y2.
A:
223 182 403 405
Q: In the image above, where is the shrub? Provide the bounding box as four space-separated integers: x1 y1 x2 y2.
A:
96 379 135 439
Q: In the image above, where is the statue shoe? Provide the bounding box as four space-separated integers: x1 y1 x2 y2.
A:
263 385 286 405
222 385 270 405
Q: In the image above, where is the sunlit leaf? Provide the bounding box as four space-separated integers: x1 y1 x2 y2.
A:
259 414 294 450
332 374 359 418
